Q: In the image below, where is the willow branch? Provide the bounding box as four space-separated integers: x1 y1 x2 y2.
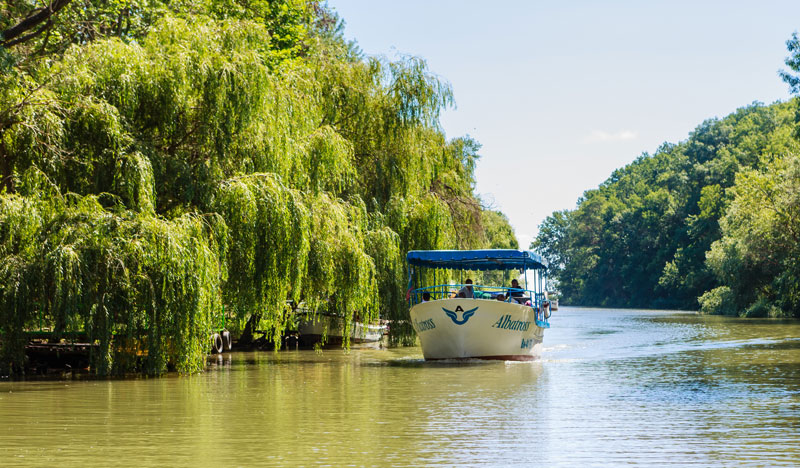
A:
1 0 73 48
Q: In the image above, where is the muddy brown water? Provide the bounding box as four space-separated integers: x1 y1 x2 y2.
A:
1 307 798 467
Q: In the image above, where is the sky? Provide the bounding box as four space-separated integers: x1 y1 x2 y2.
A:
328 0 800 248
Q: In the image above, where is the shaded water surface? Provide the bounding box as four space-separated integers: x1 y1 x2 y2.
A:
1 308 799 467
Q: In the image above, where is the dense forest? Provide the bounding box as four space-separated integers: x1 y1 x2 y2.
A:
534 34 800 319
0 1 517 375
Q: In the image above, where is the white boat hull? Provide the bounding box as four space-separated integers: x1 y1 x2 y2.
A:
410 299 546 360
298 314 386 344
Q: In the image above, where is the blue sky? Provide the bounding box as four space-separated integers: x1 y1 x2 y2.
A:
328 0 800 248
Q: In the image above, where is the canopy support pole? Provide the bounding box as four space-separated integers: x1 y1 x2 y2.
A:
523 260 529 291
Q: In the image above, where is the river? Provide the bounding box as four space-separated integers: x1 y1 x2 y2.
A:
1 307 799 467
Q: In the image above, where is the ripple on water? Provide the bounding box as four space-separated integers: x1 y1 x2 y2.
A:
0 308 798 467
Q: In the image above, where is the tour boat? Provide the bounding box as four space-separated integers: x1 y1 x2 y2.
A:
407 249 551 361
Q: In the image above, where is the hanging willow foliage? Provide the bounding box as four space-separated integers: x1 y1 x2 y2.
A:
364 226 402 317
49 16 323 211
0 174 224 375
212 173 310 345
387 193 456 255
0 8 519 376
304 193 378 342
292 125 356 195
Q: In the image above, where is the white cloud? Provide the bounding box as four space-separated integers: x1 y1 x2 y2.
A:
587 129 638 142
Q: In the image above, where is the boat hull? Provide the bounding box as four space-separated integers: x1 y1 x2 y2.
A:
410 299 546 360
298 314 386 345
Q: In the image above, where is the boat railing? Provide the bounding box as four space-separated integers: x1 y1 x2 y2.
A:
411 284 545 304
411 284 550 323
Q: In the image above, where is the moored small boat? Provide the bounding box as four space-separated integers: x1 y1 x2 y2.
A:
407 249 551 361
297 311 387 346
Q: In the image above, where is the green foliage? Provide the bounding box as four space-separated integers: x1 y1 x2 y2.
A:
387 194 455 255
0 4 506 375
534 100 800 312
213 173 310 344
478 210 519 285
363 226 402 323
0 173 223 375
295 125 355 195
306 193 378 346
780 32 800 94
706 154 800 317
482 210 518 250
532 210 571 284
0 1 315 64
698 286 736 316
205 0 315 64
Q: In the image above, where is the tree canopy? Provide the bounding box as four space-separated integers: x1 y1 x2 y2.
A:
533 33 800 318
0 1 518 375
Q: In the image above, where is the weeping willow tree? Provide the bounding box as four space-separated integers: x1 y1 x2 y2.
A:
0 2 518 375
0 169 224 375
213 173 310 345
304 193 378 345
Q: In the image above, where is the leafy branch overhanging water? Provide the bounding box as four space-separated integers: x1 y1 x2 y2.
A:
0 2 519 375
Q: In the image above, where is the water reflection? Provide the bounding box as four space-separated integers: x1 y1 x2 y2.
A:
0 307 798 467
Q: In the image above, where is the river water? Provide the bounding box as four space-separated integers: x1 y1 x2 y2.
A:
1 307 799 467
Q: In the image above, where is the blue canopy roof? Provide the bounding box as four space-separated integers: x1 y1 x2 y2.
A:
406 249 548 271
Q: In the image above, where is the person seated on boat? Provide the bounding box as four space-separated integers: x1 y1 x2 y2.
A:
496 293 505 301
422 292 431 302
508 279 526 303
458 279 474 298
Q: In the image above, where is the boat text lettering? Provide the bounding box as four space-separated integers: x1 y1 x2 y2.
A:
492 314 531 331
520 338 533 348
415 318 436 332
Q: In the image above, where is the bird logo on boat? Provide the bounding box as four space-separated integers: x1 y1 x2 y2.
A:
443 305 478 325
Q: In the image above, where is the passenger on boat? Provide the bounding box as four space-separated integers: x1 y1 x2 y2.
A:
496 293 506 301
422 292 431 302
508 279 524 299
458 279 474 298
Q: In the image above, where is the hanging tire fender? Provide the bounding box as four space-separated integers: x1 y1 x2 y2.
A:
211 333 224 354
221 330 232 351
